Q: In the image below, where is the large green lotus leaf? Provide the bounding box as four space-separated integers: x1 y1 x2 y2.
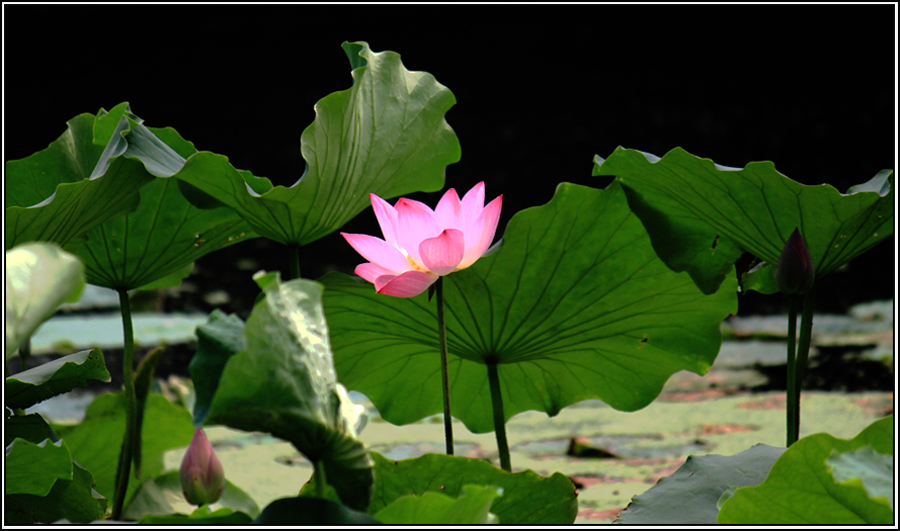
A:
188 309 246 427
718 416 893 524
617 444 785 524
5 103 172 250
52 392 194 508
172 41 460 246
253 498 381 525
203 275 373 511
4 438 73 497
5 242 85 359
373 484 501 525
367 452 577 525
6 348 110 410
320 181 737 433
593 147 894 294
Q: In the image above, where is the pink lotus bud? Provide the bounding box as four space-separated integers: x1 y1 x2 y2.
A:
180 428 225 506
775 228 815 294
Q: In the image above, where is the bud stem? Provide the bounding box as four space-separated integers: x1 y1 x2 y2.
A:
112 289 138 520
785 284 816 447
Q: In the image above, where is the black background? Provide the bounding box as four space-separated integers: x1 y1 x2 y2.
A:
4 4 896 318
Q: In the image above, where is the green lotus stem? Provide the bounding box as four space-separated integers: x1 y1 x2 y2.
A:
435 277 454 455
785 295 799 446
792 285 816 441
288 244 301 280
487 361 511 472
111 289 139 520
314 460 326 499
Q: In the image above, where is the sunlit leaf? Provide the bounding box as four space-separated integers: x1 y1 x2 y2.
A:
200 275 373 511
5 242 84 359
172 41 460 246
593 147 893 294
718 416 893 524
321 181 737 433
827 446 893 509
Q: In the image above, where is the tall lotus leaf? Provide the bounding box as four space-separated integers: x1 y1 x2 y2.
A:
64 124 256 290
172 41 460 246
593 147 894 294
203 274 373 511
718 416 893 524
320 181 737 434
5 102 165 250
5 243 85 359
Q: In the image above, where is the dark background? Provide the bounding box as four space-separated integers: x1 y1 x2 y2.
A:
4 4 896 318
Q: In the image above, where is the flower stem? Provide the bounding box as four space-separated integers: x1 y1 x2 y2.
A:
436 277 454 455
785 295 798 446
112 289 138 520
314 460 326 499
486 360 511 472
288 244 301 280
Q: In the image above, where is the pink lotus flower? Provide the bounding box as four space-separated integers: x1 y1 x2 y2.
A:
342 182 502 298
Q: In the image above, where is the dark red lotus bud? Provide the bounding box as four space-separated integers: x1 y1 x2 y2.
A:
776 228 815 294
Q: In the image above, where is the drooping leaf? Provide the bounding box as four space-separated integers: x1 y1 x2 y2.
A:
321 181 737 433
52 392 194 508
367 452 577 525
63 123 256 291
827 445 893 509
5 102 162 250
4 438 73 497
617 444 785 524
718 416 893 524
202 275 373 511
124 471 259 521
253 497 381 525
6 348 110 410
593 147 894 294
373 484 501 525
5 242 85 359
172 41 460 246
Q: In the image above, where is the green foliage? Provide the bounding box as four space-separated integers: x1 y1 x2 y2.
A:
5 242 85 359
593 147 893 294
62 115 256 291
373 484 501 524
6 103 161 250
195 275 373 511
253 498 381 525
321 181 737 433
52 392 195 509
617 444 785 524
827 446 893 509
718 416 894 524
5 416 107 524
124 471 259 521
171 41 460 246
368 452 578 524
5 349 110 410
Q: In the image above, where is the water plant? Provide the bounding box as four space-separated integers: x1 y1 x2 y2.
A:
4 41 893 525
